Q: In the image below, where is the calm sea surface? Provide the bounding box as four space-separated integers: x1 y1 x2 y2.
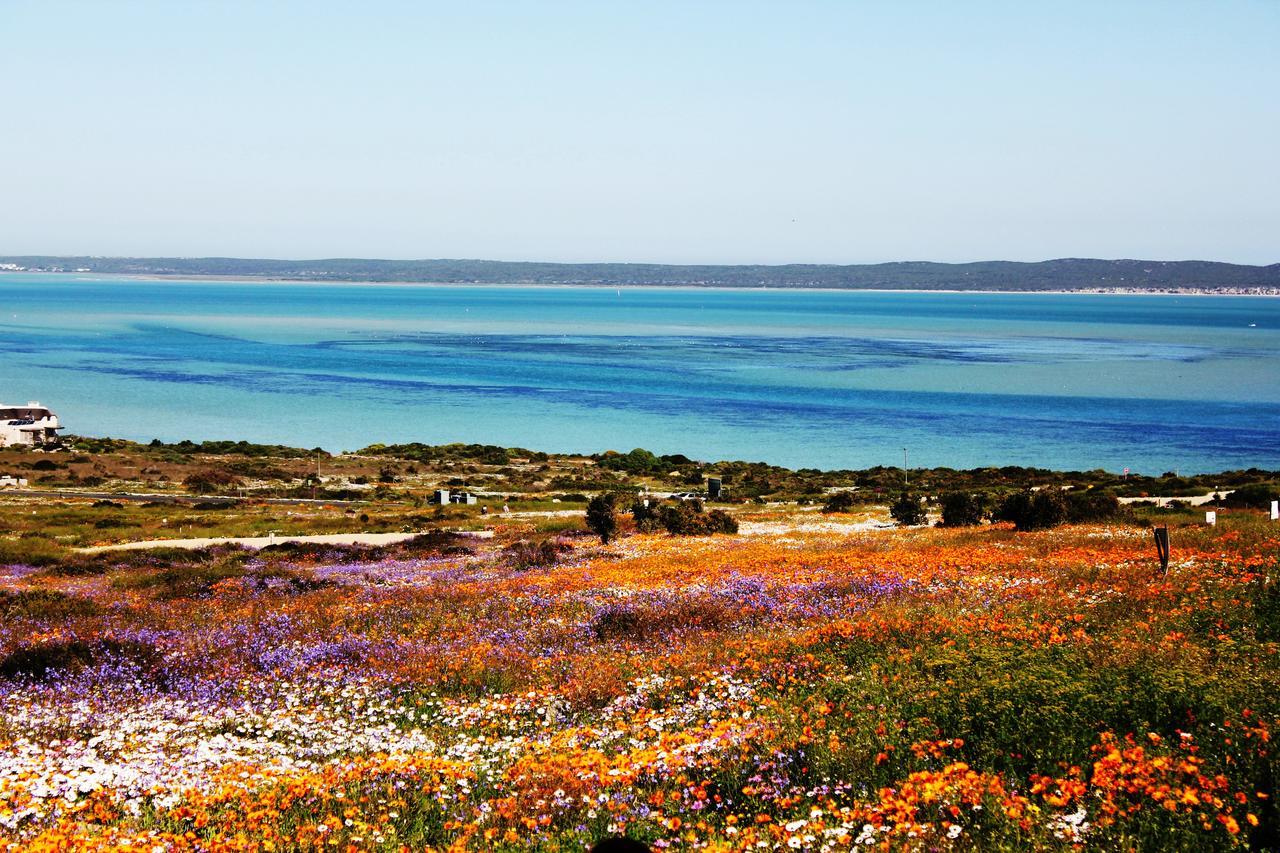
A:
2 274 1278 473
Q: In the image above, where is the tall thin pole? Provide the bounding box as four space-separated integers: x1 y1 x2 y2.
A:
903 448 908 486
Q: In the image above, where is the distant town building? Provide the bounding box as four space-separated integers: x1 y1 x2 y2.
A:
0 402 63 448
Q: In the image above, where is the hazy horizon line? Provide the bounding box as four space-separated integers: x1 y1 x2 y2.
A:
5 253 1278 268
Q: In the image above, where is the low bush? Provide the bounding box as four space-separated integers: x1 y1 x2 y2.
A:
0 536 69 567
631 499 662 532
0 588 101 619
504 539 570 570
1066 489 1124 523
392 530 473 556
0 637 163 682
995 488 1070 531
889 492 928 526
1221 482 1278 510
937 491 990 527
113 551 254 599
1255 574 1280 643
590 597 743 643
590 605 642 641
183 468 244 495
821 491 862 514
586 492 621 544
657 501 738 535
994 488 1123 530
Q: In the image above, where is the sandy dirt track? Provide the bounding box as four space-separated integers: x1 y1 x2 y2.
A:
80 529 494 553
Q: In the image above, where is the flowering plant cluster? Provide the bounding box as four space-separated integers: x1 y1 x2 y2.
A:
0 517 1276 850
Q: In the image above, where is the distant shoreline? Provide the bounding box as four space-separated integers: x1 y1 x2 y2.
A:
3 255 1278 294
3 270 1277 297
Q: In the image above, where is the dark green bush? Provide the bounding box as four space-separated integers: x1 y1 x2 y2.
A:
995 488 1070 531
1255 574 1280 643
658 501 738 535
504 539 569 570
821 491 861 514
1066 489 1124 522
0 536 69 567
183 468 244 495
586 492 621 544
591 605 643 641
631 499 662 532
0 589 101 619
889 492 927 526
0 637 162 682
113 551 253 599
1221 483 1278 509
938 491 990 526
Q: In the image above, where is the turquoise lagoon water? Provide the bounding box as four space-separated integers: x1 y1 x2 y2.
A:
1 274 1278 473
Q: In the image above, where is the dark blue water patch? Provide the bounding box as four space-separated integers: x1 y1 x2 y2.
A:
315 331 1230 367
1 324 1243 393
4 278 1279 470
55 357 1280 470
65 356 1280 434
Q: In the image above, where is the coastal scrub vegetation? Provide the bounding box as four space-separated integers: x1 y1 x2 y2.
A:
4 437 1275 515
2 436 1280 849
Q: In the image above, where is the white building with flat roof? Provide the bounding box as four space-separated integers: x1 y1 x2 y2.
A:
0 402 64 448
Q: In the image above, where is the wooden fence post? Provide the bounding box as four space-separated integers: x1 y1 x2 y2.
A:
1154 526 1170 576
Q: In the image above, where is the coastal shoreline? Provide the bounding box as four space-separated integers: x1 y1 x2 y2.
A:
2 270 1277 297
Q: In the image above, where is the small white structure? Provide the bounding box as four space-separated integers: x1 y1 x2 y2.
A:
0 474 29 488
1205 510 1217 526
0 402 63 448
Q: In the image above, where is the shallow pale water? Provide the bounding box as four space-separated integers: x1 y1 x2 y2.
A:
2 274 1278 472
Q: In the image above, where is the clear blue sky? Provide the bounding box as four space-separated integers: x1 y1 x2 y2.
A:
2 1 1277 264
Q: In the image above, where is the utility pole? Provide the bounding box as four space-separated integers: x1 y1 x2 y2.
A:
903 448 909 487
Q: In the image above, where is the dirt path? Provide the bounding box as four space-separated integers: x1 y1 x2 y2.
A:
79 529 494 553
1117 491 1226 507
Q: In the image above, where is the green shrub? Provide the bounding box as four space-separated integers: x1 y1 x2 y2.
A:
1066 489 1123 522
586 492 621 544
0 536 69 567
821 491 861 514
1221 483 1278 509
938 491 989 527
631 499 662 532
1255 574 1280 643
113 552 253 599
503 539 570 570
889 492 927 526
0 589 101 619
0 637 162 682
995 488 1070 531
658 501 738 535
183 468 244 495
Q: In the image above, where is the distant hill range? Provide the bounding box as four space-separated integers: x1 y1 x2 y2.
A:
3 256 1278 292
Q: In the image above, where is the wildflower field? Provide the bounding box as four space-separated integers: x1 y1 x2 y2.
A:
1 513 1277 851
